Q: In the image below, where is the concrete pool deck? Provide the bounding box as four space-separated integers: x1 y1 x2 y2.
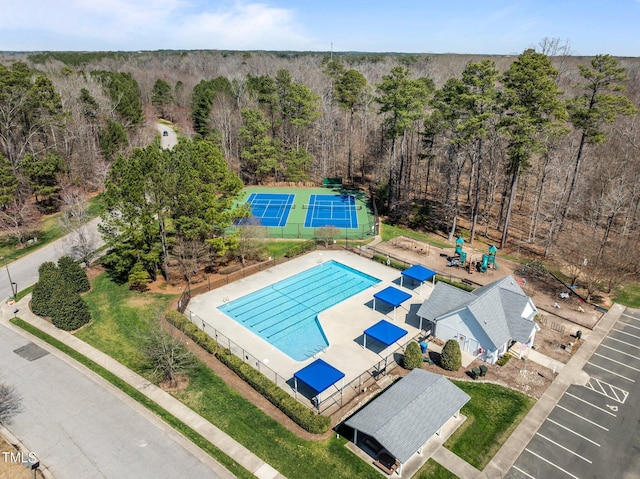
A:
187 250 433 401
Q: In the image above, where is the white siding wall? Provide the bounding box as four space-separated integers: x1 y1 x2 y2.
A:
435 310 494 356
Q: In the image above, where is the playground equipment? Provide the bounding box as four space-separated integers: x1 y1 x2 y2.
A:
477 244 499 273
447 236 467 267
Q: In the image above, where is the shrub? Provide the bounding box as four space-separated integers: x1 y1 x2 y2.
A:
216 349 331 434
128 261 151 291
403 342 423 370
30 262 60 317
167 310 331 434
441 339 462 371
284 240 316 258
50 290 91 331
496 354 511 366
57 256 90 293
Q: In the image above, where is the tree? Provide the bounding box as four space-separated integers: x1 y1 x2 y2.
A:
100 138 244 283
140 316 195 388
498 49 567 248
403 341 423 370
0 198 40 245
557 55 638 236
169 238 211 284
20 152 63 211
377 66 433 214
128 261 151 291
333 68 367 182
440 339 462 371
234 221 267 266
57 255 90 293
0 62 64 171
239 108 282 183
151 78 174 118
0 154 18 205
49 286 92 331
191 77 232 137
0 380 22 425
90 70 143 127
31 262 63 317
99 119 129 161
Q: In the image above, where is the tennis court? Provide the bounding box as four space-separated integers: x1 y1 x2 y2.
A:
239 193 295 227
236 187 376 239
303 194 359 229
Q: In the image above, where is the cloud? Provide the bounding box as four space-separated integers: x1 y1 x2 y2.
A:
0 0 316 51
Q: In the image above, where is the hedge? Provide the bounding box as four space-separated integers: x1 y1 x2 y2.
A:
164 310 331 434
284 240 316 258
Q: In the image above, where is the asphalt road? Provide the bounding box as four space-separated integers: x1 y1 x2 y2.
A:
506 307 640 479
156 123 178 150
1 217 103 301
0 321 228 479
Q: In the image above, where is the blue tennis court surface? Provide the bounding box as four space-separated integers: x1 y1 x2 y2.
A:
304 194 358 229
241 193 294 227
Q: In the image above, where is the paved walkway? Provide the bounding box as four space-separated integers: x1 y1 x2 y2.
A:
480 303 625 478
1 295 286 479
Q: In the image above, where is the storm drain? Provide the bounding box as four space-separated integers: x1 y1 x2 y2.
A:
14 342 49 361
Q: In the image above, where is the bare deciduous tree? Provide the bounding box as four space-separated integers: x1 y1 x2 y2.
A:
0 380 23 425
140 316 195 388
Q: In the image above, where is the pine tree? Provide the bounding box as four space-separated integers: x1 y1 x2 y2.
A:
57 256 90 293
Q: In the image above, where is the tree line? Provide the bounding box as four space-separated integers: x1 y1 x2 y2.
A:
1 44 639 293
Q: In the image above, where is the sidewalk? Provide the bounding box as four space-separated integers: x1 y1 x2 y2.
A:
1 295 286 479
480 303 626 478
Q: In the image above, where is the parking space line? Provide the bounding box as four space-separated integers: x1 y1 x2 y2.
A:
513 465 537 478
546 418 601 446
593 352 640 372
612 328 640 340
587 361 636 382
607 336 640 350
585 378 629 404
524 448 581 479
536 432 593 463
621 312 640 322
565 392 616 416
618 322 640 332
557 405 609 430
600 343 640 362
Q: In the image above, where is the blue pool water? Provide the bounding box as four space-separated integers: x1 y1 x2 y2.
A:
218 260 380 361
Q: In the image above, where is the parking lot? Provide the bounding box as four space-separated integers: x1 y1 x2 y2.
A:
506 307 640 479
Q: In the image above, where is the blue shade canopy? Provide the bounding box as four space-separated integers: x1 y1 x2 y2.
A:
373 286 412 308
401 265 436 283
364 319 408 347
293 359 345 394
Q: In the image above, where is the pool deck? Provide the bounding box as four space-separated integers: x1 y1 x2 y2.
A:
187 250 433 400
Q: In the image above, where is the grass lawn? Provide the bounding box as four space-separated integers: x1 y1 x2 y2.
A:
414 459 460 479
0 195 103 264
613 283 640 308
445 381 535 470
78 273 380 479
77 274 176 373
74 274 535 478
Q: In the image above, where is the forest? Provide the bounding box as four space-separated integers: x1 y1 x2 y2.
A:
1 40 639 300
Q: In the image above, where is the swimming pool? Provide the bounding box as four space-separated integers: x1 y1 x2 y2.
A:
218 260 380 361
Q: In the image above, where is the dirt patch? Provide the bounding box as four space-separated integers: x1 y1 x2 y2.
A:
0 436 43 479
373 236 603 330
160 373 190 392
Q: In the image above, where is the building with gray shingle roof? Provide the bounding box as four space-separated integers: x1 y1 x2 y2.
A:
416 276 538 364
344 369 470 474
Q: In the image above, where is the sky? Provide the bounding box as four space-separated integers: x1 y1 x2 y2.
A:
1 0 639 56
